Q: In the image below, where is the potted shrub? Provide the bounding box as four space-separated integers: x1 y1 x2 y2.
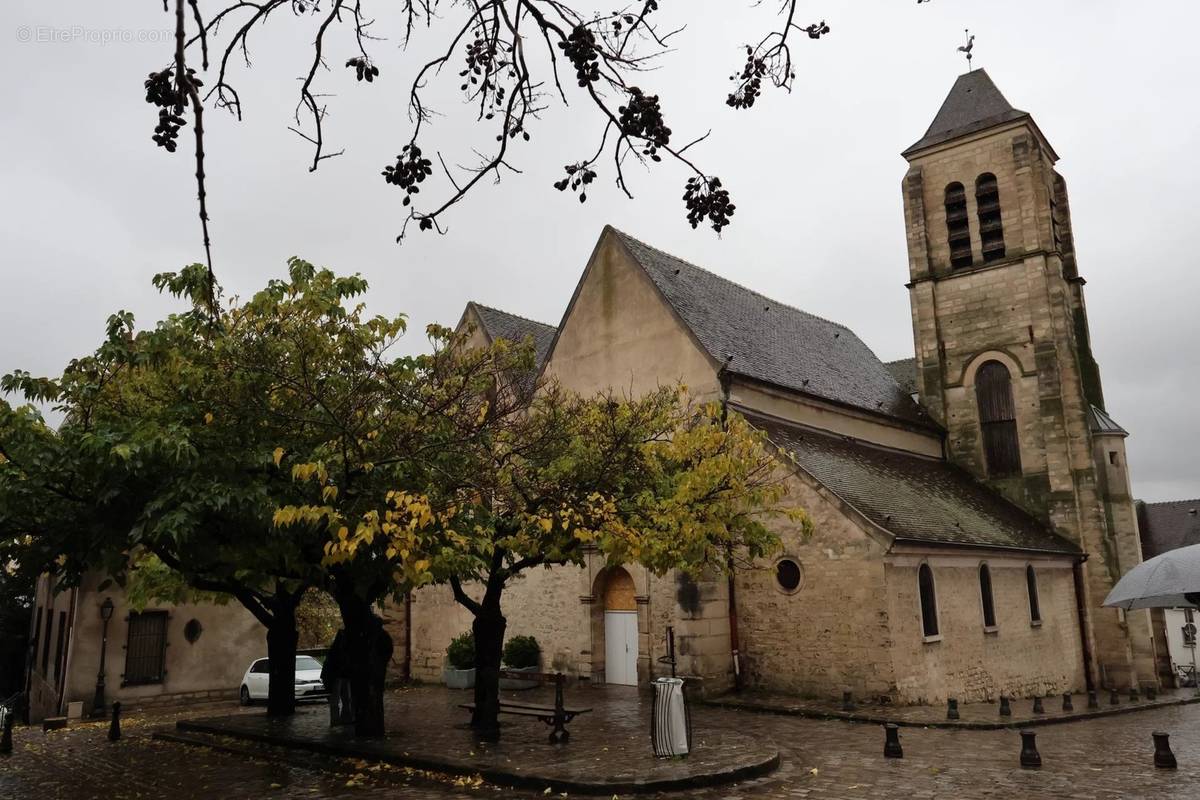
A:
443 631 475 689
500 635 541 690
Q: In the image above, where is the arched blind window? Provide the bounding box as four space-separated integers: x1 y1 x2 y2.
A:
918 564 939 637
976 361 1022 476
945 182 973 268
976 173 1006 262
1026 566 1042 624
979 564 997 628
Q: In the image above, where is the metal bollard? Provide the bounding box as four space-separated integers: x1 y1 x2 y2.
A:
0 709 13 755
947 698 959 720
1019 730 1042 769
1032 696 1045 715
999 696 1012 717
1146 686 1158 701
1110 689 1120 706
1062 692 1073 712
1153 732 1177 770
1087 690 1099 709
108 702 121 742
884 723 903 759
1130 686 1140 702
841 690 855 713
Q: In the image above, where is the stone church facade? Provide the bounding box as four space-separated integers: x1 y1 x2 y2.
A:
406 70 1156 705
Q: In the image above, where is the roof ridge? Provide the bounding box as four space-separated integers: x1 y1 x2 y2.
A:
467 301 557 331
1143 498 1200 507
608 227 855 334
883 356 916 366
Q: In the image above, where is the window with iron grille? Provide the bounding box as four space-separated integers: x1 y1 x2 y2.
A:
123 611 168 686
975 361 1022 476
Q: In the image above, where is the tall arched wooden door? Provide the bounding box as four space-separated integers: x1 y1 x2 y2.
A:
602 568 639 686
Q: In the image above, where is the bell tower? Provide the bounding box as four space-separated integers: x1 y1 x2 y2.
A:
899 70 1155 691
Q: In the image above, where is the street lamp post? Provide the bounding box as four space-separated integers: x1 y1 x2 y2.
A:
91 598 114 718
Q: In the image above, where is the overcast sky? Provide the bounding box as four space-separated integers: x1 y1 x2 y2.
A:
2 1 1197 502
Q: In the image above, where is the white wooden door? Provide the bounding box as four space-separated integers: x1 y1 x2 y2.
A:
604 611 639 686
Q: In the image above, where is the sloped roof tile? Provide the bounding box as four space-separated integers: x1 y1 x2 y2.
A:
611 229 933 428
884 357 919 396
903 69 1030 156
468 302 557 368
1137 500 1200 559
749 412 1079 555
1088 404 1128 436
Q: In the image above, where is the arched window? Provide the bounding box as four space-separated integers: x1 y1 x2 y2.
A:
975 173 1006 262
918 564 939 638
979 564 997 628
945 182 973 268
1026 565 1042 624
976 360 1022 476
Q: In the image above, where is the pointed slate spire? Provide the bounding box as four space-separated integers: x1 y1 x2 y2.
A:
903 69 1030 156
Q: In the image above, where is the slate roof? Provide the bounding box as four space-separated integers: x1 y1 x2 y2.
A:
884 357 918 396
903 69 1031 156
467 302 557 368
747 411 1079 555
1137 500 1200 560
1088 405 1128 436
611 229 934 429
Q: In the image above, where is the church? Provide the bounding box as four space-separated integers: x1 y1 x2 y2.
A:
405 69 1159 705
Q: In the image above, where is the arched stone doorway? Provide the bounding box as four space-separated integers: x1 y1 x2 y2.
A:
593 567 639 686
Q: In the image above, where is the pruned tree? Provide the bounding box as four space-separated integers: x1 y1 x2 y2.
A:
0 277 334 718
146 1 838 302
313 380 807 741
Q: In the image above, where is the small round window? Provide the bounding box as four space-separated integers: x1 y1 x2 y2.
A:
775 559 803 594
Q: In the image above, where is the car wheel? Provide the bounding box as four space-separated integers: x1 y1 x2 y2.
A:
240 685 252 706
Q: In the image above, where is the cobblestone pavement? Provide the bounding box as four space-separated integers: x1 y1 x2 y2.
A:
178 684 776 791
709 686 1200 729
3 689 1200 799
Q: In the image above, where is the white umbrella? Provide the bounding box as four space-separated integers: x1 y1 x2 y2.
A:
1104 544 1200 693
1104 543 1200 610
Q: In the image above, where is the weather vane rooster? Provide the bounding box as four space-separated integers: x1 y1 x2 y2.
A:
959 30 976 71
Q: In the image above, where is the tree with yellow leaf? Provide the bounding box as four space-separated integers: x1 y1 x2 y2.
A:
0 259 534 728
308 378 804 741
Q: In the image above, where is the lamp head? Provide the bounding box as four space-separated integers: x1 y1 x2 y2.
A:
99 597 114 622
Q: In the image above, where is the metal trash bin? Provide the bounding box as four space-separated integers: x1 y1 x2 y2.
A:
651 677 691 757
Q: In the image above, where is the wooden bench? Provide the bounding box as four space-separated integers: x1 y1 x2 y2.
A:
460 670 592 743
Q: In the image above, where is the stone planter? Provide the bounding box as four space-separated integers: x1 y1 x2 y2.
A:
444 666 476 690
500 664 539 690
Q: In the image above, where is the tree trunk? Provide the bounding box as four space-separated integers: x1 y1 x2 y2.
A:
336 590 392 737
470 598 506 742
265 593 300 718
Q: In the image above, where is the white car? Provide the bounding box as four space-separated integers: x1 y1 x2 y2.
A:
239 655 327 705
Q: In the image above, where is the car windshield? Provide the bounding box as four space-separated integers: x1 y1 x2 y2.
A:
296 656 323 671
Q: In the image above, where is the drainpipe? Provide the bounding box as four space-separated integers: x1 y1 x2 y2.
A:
1073 555 1096 693
53 586 78 717
402 590 412 683
717 358 744 691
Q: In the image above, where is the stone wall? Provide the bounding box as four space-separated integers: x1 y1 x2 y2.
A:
902 118 1149 691
405 557 733 693
734 469 895 700
23 571 265 722
885 552 1085 703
